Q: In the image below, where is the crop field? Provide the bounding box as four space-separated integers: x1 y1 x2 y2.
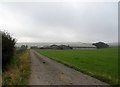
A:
36 47 118 85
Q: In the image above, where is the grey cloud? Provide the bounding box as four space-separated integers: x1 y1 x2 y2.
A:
0 2 118 43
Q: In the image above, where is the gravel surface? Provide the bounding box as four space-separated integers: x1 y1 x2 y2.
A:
29 50 109 85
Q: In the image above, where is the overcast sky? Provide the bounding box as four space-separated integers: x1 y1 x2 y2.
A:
0 0 118 43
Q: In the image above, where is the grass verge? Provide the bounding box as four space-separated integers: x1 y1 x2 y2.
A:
2 49 30 85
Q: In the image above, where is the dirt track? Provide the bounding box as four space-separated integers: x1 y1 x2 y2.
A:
29 50 109 85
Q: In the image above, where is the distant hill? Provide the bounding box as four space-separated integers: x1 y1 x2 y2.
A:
107 42 118 47
16 42 95 49
16 42 118 49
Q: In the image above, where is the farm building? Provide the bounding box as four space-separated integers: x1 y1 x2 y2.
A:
40 44 72 50
68 43 96 49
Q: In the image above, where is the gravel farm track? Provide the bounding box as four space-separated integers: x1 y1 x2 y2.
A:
29 50 109 85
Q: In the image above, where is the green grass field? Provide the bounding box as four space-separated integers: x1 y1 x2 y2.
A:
36 47 118 85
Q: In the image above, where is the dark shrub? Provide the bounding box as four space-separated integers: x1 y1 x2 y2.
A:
1 31 16 71
92 42 109 49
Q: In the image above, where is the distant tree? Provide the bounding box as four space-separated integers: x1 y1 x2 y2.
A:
30 46 38 49
92 42 109 49
21 45 28 49
1 31 16 71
